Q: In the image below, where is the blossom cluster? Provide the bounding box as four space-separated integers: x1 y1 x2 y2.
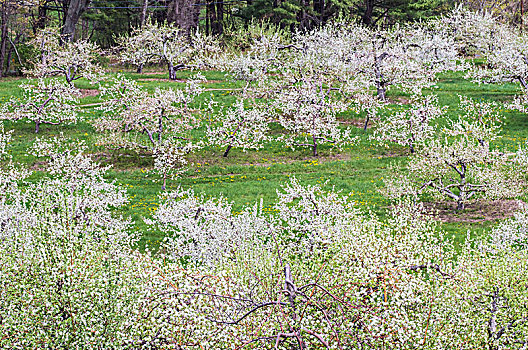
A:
117 20 220 79
1 78 80 133
26 27 104 84
94 74 205 188
382 95 522 210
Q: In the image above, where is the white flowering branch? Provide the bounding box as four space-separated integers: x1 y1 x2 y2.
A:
2 78 80 133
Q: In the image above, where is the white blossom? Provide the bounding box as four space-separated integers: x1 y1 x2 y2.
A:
1 78 80 133
206 98 271 157
96 74 147 122
385 132 524 210
372 94 447 153
93 75 205 188
117 20 219 79
274 77 357 156
27 28 104 84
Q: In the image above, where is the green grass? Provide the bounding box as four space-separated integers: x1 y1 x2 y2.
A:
2 68 527 249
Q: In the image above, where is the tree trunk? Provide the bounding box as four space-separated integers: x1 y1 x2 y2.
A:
215 1 223 35
376 85 386 100
313 0 325 25
363 115 370 131
158 114 163 143
374 52 387 101
519 77 527 89
65 70 74 86
206 0 223 36
457 187 467 211
168 62 177 80
140 0 148 27
362 0 375 26
167 0 200 34
223 144 233 157
312 135 318 157
35 2 48 33
62 0 91 42
5 44 12 73
0 0 8 78
299 0 310 29
35 120 40 133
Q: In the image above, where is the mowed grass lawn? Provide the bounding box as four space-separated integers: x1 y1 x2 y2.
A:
1 68 526 249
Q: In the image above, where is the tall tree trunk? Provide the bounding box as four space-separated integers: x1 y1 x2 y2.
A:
206 1 215 35
35 1 48 33
313 0 324 25
206 0 223 36
5 44 12 74
62 0 91 42
362 0 375 26
214 1 224 35
299 0 310 29
167 0 199 34
140 0 148 27
0 0 9 78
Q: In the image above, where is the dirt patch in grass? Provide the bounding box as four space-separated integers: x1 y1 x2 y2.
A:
92 150 153 170
423 199 525 223
340 118 369 129
138 78 224 84
376 149 408 158
138 78 187 83
30 160 48 171
387 96 411 105
238 153 351 167
80 89 99 98
141 71 166 75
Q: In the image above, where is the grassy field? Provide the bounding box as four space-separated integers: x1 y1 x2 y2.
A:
1 68 526 249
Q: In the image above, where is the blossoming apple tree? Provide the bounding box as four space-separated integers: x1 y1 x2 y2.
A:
384 129 524 210
0 136 148 349
118 20 219 80
1 78 80 133
273 77 357 156
94 75 205 189
372 94 447 153
467 31 528 89
27 28 104 85
206 97 271 157
435 5 507 56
